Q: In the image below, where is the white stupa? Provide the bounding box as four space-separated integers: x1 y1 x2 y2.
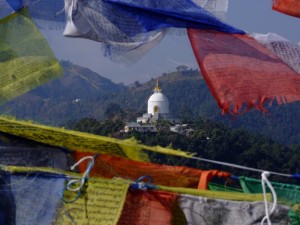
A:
147 81 169 115
124 81 179 133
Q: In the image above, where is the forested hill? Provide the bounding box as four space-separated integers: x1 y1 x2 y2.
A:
67 117 300 181
0 61 128 124
0 61 299 145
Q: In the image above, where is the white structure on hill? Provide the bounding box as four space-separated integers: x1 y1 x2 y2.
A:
147 83 169 115
124 81 179 133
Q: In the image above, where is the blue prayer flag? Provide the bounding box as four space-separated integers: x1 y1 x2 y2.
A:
104 0 245 34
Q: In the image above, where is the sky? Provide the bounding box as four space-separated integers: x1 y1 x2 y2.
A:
43 0 300 85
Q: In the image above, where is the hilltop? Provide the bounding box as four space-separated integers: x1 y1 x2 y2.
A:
0 61 299 145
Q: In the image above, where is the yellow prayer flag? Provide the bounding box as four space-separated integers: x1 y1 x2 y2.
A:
56 178 129 225
0 9 62 105
0 116 194 161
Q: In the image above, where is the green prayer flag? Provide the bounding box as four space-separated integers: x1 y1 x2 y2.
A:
239 176 300 205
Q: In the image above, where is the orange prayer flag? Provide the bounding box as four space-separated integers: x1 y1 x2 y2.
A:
272 0 300 18
198 170 231 190
188 29 300 114
73 152 231 189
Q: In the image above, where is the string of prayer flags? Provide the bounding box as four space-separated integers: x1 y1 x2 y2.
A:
272 0 300 18
178 194 291 225
1 160 293 225
0 9 63 106
73 152 231 189
188 29 300 114
252 32 300 74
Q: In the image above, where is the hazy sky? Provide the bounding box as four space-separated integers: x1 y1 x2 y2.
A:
43 0 300 84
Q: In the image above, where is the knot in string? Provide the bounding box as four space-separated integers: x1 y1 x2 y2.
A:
261 171 278 225
62 154 98 203
130 175 154 191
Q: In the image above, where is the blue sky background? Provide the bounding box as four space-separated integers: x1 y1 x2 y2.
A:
43 0 300 84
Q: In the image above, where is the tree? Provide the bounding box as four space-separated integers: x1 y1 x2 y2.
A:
104 103 124 120
71 117 102 134
176 65 188 72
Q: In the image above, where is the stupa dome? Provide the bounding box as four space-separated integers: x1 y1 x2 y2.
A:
147 81 169 115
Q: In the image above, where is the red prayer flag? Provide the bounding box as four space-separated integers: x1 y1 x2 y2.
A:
188 29 300 114
118 190 177 225
272 0 300 18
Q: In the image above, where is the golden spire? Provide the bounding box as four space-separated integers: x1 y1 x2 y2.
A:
154 80 161 92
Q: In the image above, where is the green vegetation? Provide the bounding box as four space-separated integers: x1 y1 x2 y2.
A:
67 117 300 183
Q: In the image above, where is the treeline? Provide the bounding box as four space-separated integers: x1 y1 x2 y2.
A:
66 117 300 183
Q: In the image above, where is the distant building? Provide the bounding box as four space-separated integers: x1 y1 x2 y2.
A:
124 81 193 137
170 124 195 137
124 122 157 133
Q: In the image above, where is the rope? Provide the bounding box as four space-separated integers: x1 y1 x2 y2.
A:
261 171 278 225
130 175 156 191
62 154 98 203
190 156 293 178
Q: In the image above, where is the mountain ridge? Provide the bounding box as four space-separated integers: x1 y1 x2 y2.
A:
0 61 299 145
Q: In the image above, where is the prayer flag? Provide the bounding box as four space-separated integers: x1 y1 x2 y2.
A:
6 0 25 11
0 172 65 225
208 182 243 192
252 33 300 74
0 9 62 106
63 0 242 62
239 176 300 225
6 0 65 29
192 0 228 20
0 173 15 225
188 29 300 114
63 0 167 63
0 116 194 162
57 178 129 225
105 0 244 34
178 194 291 225
239 176 300 205
272 0 300 18
118 189 177 225
0 146 68 169
0 116 148 161
1 1 14 19
73 152 231 189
